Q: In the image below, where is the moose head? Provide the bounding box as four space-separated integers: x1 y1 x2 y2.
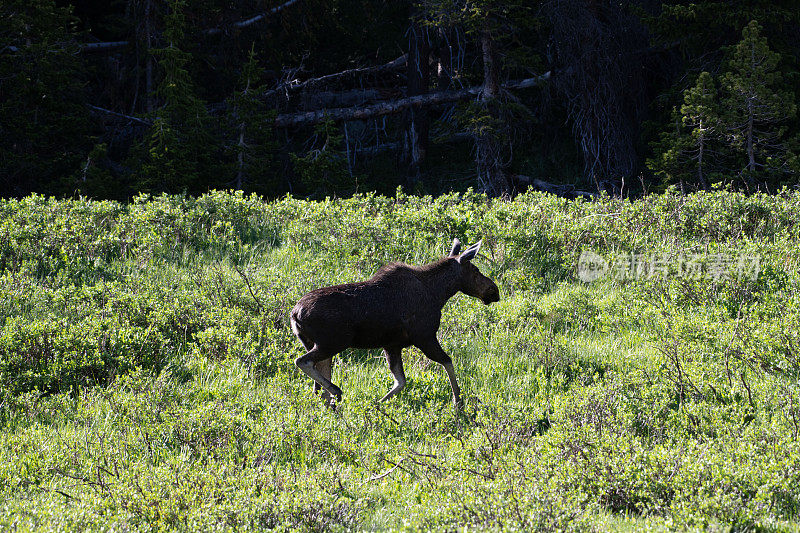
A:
448 239 500 305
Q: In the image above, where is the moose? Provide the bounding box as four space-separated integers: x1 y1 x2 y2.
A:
291 239 500 407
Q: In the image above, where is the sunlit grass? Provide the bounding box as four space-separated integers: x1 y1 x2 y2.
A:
1 190 800 530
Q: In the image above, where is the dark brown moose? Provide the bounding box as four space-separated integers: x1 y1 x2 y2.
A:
291 239 500 407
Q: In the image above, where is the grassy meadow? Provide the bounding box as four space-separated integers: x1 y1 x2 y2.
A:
1 189 799 531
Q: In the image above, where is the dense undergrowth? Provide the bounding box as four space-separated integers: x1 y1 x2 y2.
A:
1 188 799 531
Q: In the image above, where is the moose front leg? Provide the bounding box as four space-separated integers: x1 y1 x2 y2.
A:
415 338 462 408
379 347 406 402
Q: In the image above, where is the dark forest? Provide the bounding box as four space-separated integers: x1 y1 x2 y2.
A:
2 1 799 199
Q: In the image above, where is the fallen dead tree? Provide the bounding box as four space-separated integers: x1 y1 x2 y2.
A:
287 55 407 91
274 72 550 128
80 41 130 52
204 0 303 36
515 175 597 199
80 0 304 51
264 55 407 103
87 105 153 127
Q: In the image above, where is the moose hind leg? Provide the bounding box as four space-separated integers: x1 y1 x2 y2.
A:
379 347 406 402
416 338 462 408
313 357 336 406
296 348 342 402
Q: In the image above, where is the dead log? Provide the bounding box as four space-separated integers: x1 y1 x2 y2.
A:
79 41 130 52
204 0 303 36
273 72 549 128
294 54 407 89
79 1 303 51
515 175 597 199
275 87 478 127
298 89 385 111
506 75 552 90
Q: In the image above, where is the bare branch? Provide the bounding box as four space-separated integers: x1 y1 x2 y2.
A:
233 264 264 313
367 459 406 482
263 55 408 101
87 105 153 126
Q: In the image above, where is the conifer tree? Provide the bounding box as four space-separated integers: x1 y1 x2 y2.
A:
138 0 217 194
226 45 279 194
680 71 719 189
720 21 796 185
648 72 721 191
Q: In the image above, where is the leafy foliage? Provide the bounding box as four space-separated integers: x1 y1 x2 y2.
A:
1 190 800 530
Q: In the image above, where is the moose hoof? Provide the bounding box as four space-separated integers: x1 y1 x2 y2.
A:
330 386 343 402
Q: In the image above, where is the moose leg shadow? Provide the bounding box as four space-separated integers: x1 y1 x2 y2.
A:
415 337 462 408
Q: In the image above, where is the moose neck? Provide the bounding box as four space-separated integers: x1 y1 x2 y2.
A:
414 258 462 307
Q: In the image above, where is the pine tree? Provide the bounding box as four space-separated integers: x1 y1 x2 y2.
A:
680 71 720 189
226 45 279 194
719 21 796 185
138 0 218 194
648 72 722 191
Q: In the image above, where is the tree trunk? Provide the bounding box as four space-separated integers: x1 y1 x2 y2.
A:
144 0 154 113
80 41 130 52
747 101 755 173
236 125 245 189
204 0 302 36
745 98 757 189
274 87 476 127
402 22 430 186
284 55 406 94
436 28 453 90
481 31 500 99
697 122 708 189
298 89 384 111
476 30 510 197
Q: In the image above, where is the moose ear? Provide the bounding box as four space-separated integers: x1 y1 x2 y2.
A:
449 238 462 257
458 240 482 262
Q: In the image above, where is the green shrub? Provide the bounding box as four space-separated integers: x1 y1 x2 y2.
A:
1 189 800 530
